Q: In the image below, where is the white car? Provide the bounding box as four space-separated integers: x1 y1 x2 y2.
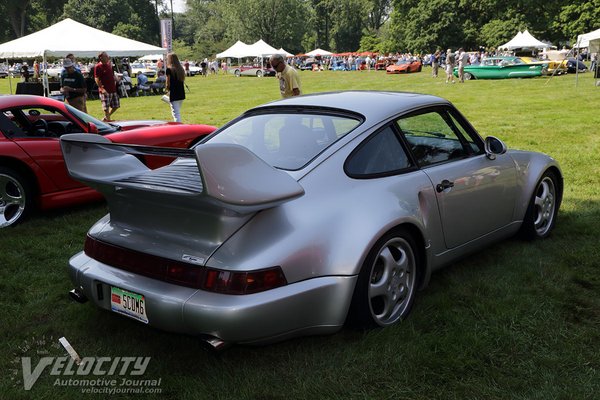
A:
130 63 156 78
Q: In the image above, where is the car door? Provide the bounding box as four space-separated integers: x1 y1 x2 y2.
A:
396 106 518 249
1 106 84 190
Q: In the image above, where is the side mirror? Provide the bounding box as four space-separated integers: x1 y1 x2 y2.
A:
88 122 98 134
484 136 507 160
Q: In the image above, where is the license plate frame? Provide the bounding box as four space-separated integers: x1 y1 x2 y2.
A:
110 286 149 324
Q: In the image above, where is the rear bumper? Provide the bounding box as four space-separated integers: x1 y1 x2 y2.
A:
68 251 357 344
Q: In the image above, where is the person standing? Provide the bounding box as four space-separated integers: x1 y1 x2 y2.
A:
94 52 119 121
60 58 87 112
457 48 469 83
445 48 456 83
431 50 440 77
269 54 302 98
33 61 40 81
165 52 186 123
21 63 30 82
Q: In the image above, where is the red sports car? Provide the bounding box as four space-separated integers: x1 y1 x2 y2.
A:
0 95 216 228
386 59 423 74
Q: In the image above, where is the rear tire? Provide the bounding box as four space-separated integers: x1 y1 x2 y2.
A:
520 170 561 240
348 228 419 328
0 167 34 228
256 70 263 78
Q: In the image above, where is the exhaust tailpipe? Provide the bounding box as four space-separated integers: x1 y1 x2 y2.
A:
69 288 88 303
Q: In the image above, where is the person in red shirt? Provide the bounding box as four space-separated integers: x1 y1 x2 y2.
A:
94 51 120 121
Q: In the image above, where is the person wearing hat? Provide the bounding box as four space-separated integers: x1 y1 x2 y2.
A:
60 57 87 112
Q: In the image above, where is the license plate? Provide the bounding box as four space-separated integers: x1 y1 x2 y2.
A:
110 287 149 324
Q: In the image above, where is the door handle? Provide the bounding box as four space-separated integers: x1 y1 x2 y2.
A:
436 179 454 193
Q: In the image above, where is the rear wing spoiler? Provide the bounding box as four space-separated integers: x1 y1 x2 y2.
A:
60 134 304 213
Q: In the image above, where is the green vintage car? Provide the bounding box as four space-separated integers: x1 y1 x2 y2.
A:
453 56 546 80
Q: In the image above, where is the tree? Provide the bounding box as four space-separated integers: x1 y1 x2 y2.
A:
365 0 391 32
553 0 600 43
5 0 32 38
62 0 160 44
215 0 310 53
329 0 366 51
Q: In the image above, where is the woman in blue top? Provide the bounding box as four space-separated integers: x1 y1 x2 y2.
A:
166 53 186 122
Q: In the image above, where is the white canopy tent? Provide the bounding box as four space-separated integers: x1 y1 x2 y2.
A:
306 48 333 57
216 40 252 59
277 48 294 57
0 18 166 95
137 54 165 62
216 39 280 59
499 30 550 51
247 40 279 57
498 31 523 50
575 28 600 52
0 18 165 58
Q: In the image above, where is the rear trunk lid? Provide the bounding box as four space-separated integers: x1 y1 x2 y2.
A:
61 134 305 263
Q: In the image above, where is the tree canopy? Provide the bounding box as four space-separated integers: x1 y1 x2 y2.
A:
1 0 598 59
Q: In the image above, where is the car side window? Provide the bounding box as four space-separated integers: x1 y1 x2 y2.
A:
396 109 478 167
346 125 413 177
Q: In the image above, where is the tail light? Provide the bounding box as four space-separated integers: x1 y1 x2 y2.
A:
84 235 286 294
202 267 287 295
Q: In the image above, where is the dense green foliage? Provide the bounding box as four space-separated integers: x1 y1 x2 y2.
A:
0 0 598 57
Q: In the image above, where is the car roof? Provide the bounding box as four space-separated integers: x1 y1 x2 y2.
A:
0 95 64 108
250 91 449 123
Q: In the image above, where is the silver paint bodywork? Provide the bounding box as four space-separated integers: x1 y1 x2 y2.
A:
63 91 562 344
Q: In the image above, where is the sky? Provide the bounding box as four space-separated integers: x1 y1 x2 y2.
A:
170 0 186 13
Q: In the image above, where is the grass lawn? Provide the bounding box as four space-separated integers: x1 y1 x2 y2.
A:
1 70 599 400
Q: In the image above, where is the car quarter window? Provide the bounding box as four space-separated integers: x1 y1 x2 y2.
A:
396 108 481 167
345 125 413 177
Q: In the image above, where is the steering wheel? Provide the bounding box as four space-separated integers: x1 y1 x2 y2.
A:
30 119 48 135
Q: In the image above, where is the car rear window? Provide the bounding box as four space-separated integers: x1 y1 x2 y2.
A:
206 113 361 170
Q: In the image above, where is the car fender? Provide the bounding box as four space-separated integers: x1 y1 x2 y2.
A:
208 161 441 288
0 140 60 195
507 150 563 221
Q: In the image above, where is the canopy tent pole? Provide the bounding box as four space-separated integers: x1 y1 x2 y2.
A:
42 53 49 96
575 42 579 88
6 58 13 94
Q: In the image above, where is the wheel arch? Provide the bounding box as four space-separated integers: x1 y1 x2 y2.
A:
0 156 40 199
379 222 430 290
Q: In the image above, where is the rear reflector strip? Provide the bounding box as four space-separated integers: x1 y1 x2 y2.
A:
84 235 287 294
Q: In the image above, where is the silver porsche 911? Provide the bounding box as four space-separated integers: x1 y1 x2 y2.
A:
62 91 562 348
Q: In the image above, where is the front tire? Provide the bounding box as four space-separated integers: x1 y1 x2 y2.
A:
520 170 561 239
256 70 263 77
0 167 34 228
234 69 241 77
464 72 473 80
348 229 419 328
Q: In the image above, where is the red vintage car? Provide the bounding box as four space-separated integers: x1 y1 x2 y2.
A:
386 59 423 74
0 95 216 227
